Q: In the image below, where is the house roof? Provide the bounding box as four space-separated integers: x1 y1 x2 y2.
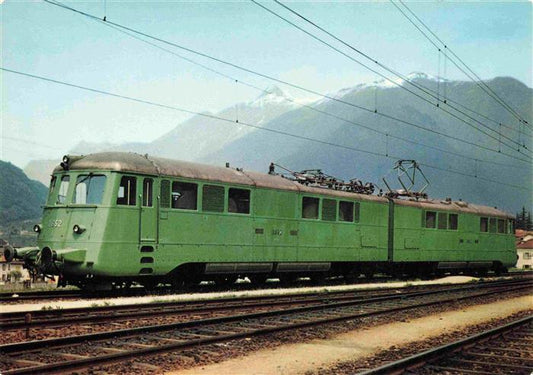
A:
517 239 533 249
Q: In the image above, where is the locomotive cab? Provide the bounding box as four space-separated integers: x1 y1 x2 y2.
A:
27 169 112 287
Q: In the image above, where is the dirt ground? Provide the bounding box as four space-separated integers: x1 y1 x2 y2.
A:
170 294 532 375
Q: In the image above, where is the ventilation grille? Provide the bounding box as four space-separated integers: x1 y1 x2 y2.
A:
203 185 224 212
322 199 336 221
160 180 170 208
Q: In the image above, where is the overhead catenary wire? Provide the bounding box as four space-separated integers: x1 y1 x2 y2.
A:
2 67 529 193
67 13 525 171
260 0 529 153
391 0 532 131
1 136 63 151
390 2 533 144
266 0 531 144
40 0 532 163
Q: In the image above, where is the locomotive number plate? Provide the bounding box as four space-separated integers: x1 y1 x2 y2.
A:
50 219 63 228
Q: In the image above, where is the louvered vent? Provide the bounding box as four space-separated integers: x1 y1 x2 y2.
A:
160 180 170 208
322 199 336 221
203 185 224 212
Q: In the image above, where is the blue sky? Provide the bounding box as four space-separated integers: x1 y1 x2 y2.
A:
1 0 531 168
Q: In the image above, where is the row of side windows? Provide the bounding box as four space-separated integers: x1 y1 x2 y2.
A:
302 197 360 223
423 211 458 230
480 217 509 234
160 180 250 214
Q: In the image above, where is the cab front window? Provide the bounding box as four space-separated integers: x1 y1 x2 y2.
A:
73 175 107 204
57 176 70 204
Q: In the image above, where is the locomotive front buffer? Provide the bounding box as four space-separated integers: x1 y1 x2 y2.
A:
4 245 86 285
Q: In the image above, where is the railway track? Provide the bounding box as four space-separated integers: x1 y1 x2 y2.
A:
0 278 530 374
1 271 531 304
1 278 528 332
360 315 532 375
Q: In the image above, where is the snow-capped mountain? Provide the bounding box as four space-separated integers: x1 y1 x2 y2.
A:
24 76 532 215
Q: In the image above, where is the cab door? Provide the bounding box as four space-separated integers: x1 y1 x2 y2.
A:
140 177 158 243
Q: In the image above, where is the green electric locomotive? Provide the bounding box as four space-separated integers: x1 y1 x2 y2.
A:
5 152 516 290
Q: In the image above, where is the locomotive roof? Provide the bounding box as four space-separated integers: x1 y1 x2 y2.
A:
55 152 512 218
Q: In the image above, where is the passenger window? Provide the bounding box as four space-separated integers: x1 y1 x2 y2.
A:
448 214 458 230
116 176 137 206
509 219 514 234
73 175 107 204
425 211 436 228
322 199 336 221
160 180 170 208
202 185 224 212
438 212 447 230
339 201 354 222
354 202 360 222
173 182 198 210
489 218 497 233
142 178 153 207
302 197 319 219
497 219 505 234
228 188 250 214
57 176 70 204
480 217 488 232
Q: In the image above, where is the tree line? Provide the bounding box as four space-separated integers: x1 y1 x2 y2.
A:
516 207 532 231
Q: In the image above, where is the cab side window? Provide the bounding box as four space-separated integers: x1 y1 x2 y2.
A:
117 176 137 206
142 178 153 207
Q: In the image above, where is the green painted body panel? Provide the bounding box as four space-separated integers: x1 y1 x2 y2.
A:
35 165 516 282
392 204 515 267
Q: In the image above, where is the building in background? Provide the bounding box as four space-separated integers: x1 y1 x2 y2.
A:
515 230 533 270
0 239 31 284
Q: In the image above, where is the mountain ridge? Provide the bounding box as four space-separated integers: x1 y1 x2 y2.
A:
0 160 48 226
22 76 532 212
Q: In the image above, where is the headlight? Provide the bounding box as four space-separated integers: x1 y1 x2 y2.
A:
61 155 70 170
73 224 86 234
33 224 42 233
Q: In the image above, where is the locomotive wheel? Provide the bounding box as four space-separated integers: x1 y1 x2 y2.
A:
249 275 267 284
170 279 184 290
310 274 326 285
476 268 488 277
215 276 237 286
141 281 158 290
183 278 201 288
279 275 299 285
